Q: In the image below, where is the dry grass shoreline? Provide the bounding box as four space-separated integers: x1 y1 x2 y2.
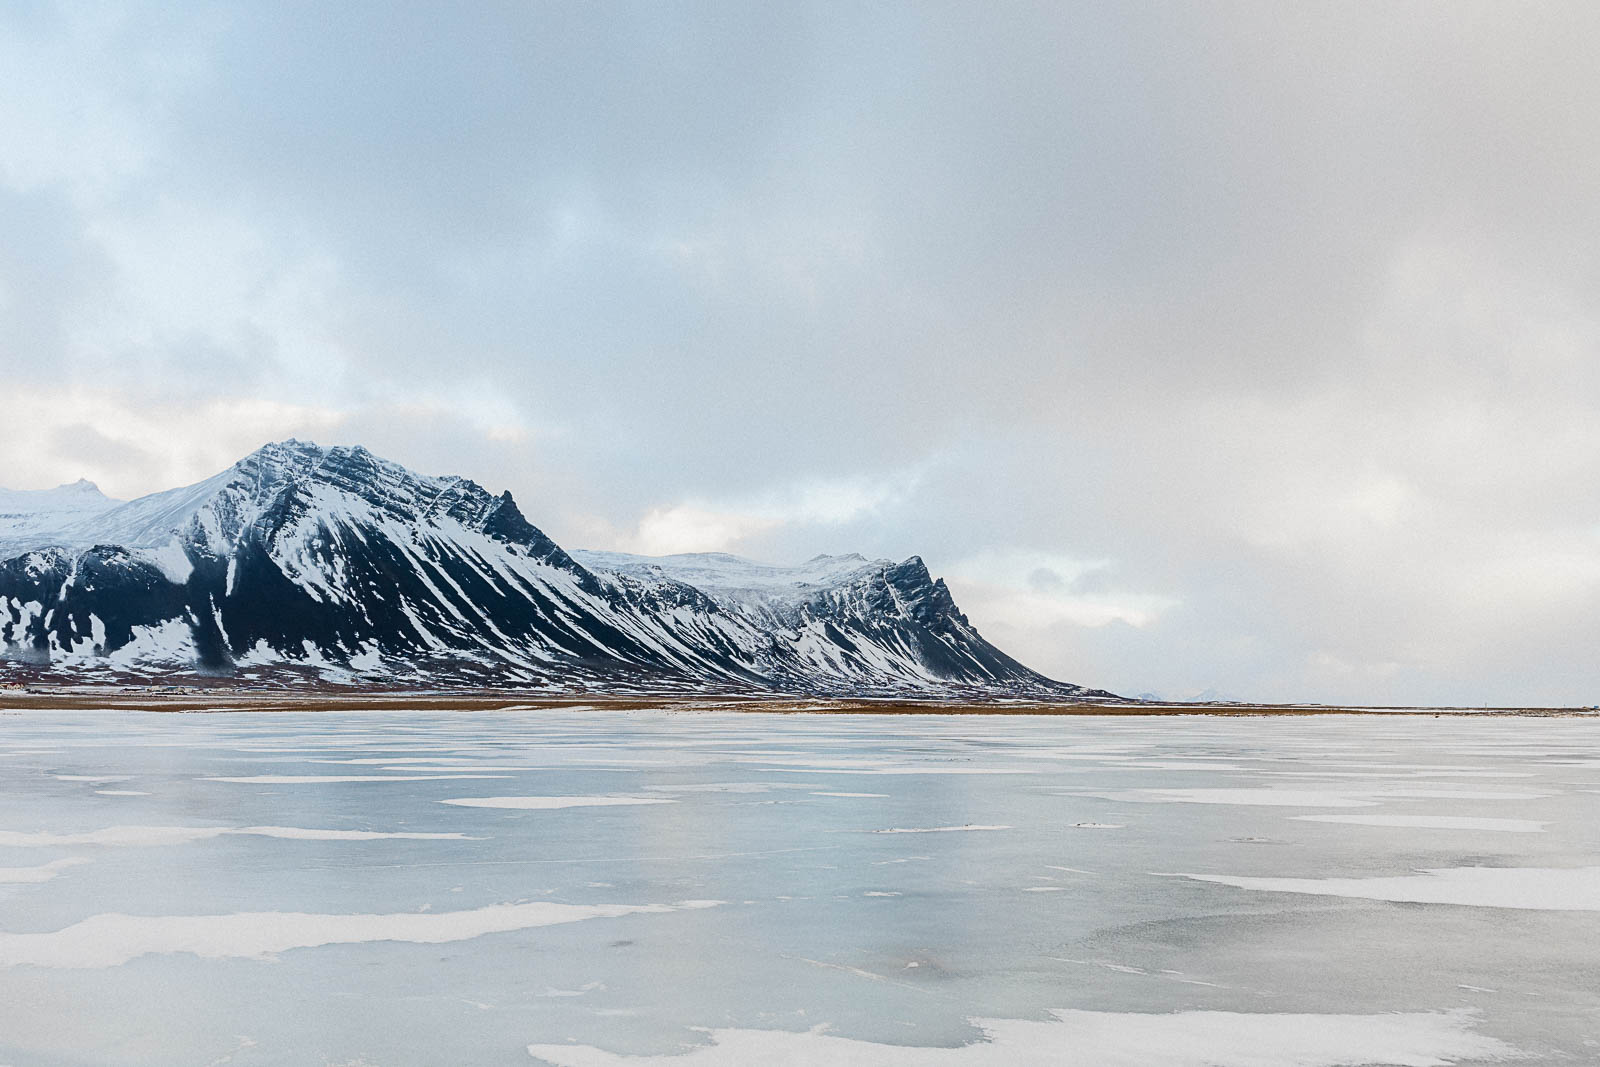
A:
0 687 1590 717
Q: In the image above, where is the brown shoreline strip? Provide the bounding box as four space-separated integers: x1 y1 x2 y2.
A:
0 688 1591 717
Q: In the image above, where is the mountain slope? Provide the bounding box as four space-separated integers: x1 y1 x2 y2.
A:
0 442 1108 697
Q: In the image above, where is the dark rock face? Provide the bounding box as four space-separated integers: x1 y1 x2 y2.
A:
0 441 1109 697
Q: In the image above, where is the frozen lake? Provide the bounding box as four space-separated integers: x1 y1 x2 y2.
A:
1 708 1596 1065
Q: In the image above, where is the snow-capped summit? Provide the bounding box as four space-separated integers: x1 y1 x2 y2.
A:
14 440 516 549
0 441 1108 697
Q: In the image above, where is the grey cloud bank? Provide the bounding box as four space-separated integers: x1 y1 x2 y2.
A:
2 1 1597 705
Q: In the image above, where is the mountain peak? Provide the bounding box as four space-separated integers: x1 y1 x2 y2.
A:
59 478 104 494
806 552 866 564
240 437 324 461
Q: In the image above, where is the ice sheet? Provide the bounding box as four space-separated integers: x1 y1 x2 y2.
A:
2 708 1595 1064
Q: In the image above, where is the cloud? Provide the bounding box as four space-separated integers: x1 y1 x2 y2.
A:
628 505 780 557
612 472 918 556
943 550 1178 630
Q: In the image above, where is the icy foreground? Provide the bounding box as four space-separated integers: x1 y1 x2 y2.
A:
1 710 1596 1064
0 440 1099 696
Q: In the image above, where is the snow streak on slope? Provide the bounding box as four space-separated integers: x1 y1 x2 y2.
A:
0 442 1100 697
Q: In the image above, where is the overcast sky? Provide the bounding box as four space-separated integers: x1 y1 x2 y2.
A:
4 2 1599 705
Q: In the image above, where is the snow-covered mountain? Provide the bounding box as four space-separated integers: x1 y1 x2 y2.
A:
0 441 1108 697
0 479 120 552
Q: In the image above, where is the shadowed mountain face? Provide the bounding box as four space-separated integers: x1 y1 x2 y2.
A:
0 442 1109 697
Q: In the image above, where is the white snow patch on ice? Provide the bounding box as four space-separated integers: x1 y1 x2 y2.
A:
1262 770 1534 779
0 858 88 884
646 783 779 794
538 981 605 998
769 767 1033 776
238 826 474 842
526 1007 1517 1066
203 775 511 784
1357 789 1549 801
1291 815 1546 833
441 796 677 810
1181 866 1600 910
869 825 1011 834
0 825 471 848
1077 789 1377 808
0 899 720 969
